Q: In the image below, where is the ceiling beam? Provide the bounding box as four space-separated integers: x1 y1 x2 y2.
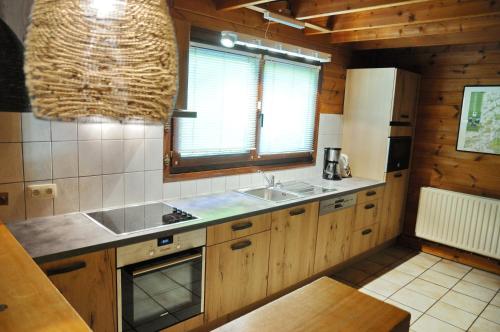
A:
322 0 500 34
214 0 277 11
294 0 434 20
330 14 500 44
351 25 500 49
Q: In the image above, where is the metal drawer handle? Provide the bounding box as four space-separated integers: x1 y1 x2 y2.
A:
231 240 252 251
364 203 375 210
394 173 403 178
133 253 202 277
289 208 306 216
366 191 376 196
362 229 373 236
231 221 253 231
46 261 86 276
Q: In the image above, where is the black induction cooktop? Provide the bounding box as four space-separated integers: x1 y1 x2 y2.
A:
85 202 198 235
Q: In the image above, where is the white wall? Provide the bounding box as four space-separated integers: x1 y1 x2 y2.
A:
0 113 342 222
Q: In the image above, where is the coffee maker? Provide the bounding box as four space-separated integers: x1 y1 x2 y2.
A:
323 148 342 180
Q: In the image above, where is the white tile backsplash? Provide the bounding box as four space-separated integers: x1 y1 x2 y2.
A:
102 174 124 208
22 113 51 142
145 170 163 201
102 140 124 174
25 181 54 218
180 180 197 198
163 181 180 200
79 140 102 176
2 111 342 222
225 175 240 191
52 141 78 179
123 122 145 139
23 142 52 181
101 122 123 140
124 139 145 172
78 121 102 140
125 172 145 204
51 121 77 141
79 176 103 211
211 177 226 193
145 139 163 171
239 174 252 188
196 178 212 196
145 124 164 139
53 177 79 214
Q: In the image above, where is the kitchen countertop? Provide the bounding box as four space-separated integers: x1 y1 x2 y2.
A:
0 222 90 332
7 176 383 263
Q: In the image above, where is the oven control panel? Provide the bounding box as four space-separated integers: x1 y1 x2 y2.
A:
116 228 206 268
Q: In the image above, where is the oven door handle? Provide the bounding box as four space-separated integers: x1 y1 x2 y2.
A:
132 253 202 277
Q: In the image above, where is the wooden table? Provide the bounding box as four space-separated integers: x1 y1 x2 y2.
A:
213 277 410 332
0 223 90 332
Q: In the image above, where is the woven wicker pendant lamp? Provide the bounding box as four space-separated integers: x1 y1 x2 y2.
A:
24 0 178 123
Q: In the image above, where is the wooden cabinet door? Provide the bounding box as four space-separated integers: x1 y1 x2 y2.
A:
268 202 319 295
379 170 409 244
205 231 270 322
314 206 354 274
350 224 379 258
393 70 420 124
39 249 117 332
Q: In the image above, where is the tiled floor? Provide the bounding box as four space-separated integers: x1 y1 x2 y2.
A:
330 246 500 332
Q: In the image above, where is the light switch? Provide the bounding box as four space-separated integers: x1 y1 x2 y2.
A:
27 184 57 199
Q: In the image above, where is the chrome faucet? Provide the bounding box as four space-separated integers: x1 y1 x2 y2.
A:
258 170 275 188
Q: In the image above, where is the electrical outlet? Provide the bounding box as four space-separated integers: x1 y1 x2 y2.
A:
27 184 57 199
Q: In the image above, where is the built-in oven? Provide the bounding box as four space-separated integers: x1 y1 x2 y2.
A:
387 136 412 172
116 228 206 332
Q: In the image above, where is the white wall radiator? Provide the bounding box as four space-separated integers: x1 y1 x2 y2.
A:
415 187 500 259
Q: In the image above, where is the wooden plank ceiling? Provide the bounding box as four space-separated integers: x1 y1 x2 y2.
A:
213 0 500 49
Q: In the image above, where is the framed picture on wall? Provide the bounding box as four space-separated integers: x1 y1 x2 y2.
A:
456 85 500 155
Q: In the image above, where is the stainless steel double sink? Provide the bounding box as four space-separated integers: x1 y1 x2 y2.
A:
236 181 338 202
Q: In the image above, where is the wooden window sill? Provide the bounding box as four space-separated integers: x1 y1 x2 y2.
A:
163 161 317 183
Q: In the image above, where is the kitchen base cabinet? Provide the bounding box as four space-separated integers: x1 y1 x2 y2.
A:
350 224 379 258
39 249 117 332
379 170 409 244
205 231 270 323
314 206 354 274
267 202 319 295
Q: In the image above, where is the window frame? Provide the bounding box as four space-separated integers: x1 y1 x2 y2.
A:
164 41 322 182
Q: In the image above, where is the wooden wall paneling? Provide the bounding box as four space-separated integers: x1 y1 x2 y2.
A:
331 14 500 44
352 43 500 236
350 26 500 49
214 0 276 11
327 0 500 33
293 0 433 20
171 0 351 116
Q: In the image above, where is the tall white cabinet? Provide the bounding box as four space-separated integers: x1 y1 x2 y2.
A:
342 67 420 243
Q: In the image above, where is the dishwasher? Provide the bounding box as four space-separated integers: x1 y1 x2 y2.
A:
314 193 357 273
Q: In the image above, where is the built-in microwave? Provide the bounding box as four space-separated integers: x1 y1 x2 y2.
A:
387 136 412 172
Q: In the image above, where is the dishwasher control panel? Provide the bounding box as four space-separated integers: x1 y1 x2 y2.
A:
319 193 357 215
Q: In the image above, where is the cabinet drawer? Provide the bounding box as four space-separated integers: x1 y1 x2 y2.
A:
207 213 271 246
353 199 380 231
357 186 384 204
350 224 379 258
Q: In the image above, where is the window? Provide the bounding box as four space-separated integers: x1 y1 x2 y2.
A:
168 43 321 175
259 57 319 155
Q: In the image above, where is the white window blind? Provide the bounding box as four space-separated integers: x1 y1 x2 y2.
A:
174 44 260 157
259 57 320 155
